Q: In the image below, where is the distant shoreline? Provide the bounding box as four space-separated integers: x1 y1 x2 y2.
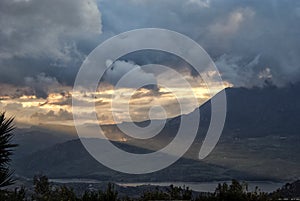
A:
48 178 285 193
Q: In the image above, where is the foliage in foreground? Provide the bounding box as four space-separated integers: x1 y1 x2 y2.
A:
0 112 18 188
0 176 291 201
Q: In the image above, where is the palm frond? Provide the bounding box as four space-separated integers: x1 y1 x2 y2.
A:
0 112 18 188
0 168 15 188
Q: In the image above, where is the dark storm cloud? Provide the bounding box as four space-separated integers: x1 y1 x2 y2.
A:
24 73 60 99
0 0 300 92
0 0 102 97
98 0 300 87
0 0 101 60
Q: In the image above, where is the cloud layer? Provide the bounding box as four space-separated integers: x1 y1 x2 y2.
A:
1 0 300 125
99 0 300 87
1 0 300 92
0 0 101 60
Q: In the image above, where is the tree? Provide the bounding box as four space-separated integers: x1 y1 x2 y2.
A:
81 183 118 201
0 112 18 188
32 174 51 201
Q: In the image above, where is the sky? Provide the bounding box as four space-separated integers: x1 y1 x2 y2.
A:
0 0 300 127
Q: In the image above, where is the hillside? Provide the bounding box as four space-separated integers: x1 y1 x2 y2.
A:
12 84 300 181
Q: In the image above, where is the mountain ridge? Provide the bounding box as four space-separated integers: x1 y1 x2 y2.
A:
12 84 300 182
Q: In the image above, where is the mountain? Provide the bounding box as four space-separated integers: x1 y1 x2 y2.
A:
14 139 258 182
12 83 300 181
12 126 76 159
224 84 300 138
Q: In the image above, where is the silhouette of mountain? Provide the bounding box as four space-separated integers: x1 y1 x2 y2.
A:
12 126 76 159
12 84 300 181
14 139 259 182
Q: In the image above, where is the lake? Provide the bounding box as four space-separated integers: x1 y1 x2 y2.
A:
50 179 285 193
